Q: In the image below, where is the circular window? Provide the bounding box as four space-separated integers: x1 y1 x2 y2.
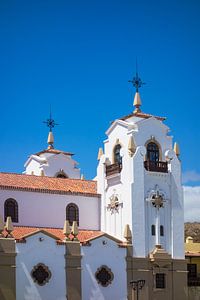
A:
31 263 51 286
95 265 114 287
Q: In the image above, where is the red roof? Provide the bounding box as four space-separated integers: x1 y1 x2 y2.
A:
35 148 74 156
0 172 98 197
120 111 166 121
3 226 104 243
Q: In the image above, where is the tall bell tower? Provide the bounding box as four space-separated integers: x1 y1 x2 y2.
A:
97 71 187 299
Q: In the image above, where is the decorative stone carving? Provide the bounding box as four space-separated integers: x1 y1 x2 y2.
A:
31 263 51 286
107 192 122 214
95 265 114 287
146 185 167 208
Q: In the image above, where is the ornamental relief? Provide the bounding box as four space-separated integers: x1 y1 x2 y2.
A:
107 192 123 214
31 263 51 286
95 265 114 287
146 185 168 209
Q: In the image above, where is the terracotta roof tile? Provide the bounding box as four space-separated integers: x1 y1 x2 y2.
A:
3 226 104 243
0 172 98 196
35 148 74 156
120 111 166 121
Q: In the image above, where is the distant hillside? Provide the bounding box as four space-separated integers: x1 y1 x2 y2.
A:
185 222 200 242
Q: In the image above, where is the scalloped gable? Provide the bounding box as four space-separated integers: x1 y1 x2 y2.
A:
136 116 170 132
46 152 79 167
106 119 135 136
24 154 47 168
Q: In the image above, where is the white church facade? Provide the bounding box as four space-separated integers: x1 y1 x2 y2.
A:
0 74 188 300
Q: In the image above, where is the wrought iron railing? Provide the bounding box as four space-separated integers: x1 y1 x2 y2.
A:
188 277 200 286
106 163 122 177
144 161 168 173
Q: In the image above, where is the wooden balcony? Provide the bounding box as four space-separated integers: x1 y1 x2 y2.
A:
144 160 168 173
106 163 122 177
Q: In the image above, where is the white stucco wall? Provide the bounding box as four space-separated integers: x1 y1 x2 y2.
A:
97 114 185 259
25 153 80 179
81 236 127 300
0 190 100 230
16 232 66 300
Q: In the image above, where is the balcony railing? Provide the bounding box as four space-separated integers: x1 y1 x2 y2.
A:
144 161 168 173
106 163 122 177
188 277 200 286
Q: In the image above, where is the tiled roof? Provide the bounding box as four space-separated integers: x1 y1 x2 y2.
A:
35 148 74 156
120 111 166 121
0 172 98 196
4 226 104 243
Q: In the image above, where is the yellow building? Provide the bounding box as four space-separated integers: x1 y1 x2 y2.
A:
185 236 200 299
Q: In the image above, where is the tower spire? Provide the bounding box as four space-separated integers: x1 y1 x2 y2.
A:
128 62 145 113
43 107 58 149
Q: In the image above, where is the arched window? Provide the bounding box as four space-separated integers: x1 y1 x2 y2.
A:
55 170 68 178
113 144 122 165
66 203 79 226
147 142 159 163
151 224 155 236
56 173 67 178
4 198 18 222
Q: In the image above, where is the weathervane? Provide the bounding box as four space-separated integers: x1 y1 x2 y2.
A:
43 108 58 132
128 60 145 92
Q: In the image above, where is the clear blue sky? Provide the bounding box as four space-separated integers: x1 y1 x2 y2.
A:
0 0 200 185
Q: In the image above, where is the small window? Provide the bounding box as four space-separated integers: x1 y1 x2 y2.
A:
155 273 165 289
147 142 159 163
4 198 18 223
187 264 197 279
113 144 122 165
66 203 79 226
151 225 155 236
160 225 164 236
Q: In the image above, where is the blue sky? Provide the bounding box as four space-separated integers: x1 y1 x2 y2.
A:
0 0 200 185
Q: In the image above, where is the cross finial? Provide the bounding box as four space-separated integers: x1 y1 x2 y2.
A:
43 107 58 132
43 107 58 149
128 62 145 92
128 61 146 113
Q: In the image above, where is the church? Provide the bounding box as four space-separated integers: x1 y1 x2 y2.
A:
0 73 188 300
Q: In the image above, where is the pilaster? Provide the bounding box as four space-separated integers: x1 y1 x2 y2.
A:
0 237 16 300
65 240 82 300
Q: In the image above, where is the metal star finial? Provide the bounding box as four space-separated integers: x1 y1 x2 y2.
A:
128 61 145 92
43 108 58 132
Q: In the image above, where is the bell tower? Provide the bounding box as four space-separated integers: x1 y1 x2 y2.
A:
97 71 187 299
97 70 186 260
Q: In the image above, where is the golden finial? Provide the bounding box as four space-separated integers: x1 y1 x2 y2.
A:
47 131 54 149
174 142 180 157
133 92 142 113
5 217 14 237
63 220 71 240
123 224 132 244
97 147 104 161
72 221 79 240
40 170 45 176
81 174 85 180
128 136 136 157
